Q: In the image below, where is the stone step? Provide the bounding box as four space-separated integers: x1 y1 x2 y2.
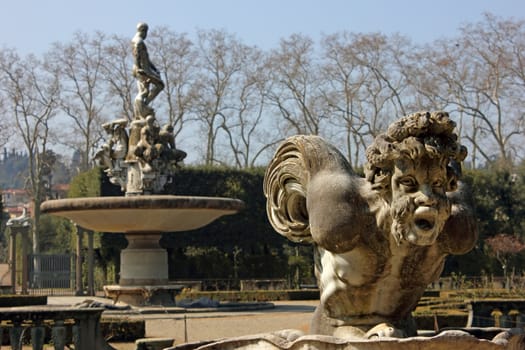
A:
136 337 174 350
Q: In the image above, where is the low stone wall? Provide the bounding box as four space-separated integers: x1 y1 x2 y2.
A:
176 289 320 302
0 306 114 350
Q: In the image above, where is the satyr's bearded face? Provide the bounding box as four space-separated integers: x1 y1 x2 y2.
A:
389 156 451 246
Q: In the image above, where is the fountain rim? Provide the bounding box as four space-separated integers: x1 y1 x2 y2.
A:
40 195 245 213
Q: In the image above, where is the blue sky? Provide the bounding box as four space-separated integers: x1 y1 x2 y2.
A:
2 0 524 55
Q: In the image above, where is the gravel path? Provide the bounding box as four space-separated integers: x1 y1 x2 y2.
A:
108 300 317 349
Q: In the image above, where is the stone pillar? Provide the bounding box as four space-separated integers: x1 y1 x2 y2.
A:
75 226 84 295
21 228 29 295
9 230 17 294
6 211 32 295
87 231 95 296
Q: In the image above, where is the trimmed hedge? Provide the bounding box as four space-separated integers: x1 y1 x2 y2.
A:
176 289 320 302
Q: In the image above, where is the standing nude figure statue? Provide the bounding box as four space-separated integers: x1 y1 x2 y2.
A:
264 111 478 339
132 22 165 115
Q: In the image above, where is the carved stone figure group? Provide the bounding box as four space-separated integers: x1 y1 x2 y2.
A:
94 22 186 194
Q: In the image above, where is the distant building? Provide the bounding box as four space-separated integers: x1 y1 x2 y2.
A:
2 189 31 218
1 184 69 218
50 183 69 199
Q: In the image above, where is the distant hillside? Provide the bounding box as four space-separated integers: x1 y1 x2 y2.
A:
0 149 28 189
0 148 72 189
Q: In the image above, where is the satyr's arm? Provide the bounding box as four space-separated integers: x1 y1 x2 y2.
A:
307 172 376 253
438 182 478 254
264 135 372 249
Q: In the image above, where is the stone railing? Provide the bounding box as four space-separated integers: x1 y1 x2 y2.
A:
0 306 114 350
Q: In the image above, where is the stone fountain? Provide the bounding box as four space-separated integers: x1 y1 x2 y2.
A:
41 22 244 306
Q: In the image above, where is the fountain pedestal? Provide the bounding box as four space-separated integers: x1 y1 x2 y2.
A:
120 233 167 285
102 284 183 306
104 232 177 306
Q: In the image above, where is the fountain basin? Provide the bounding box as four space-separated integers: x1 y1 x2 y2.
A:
41 195 244 305
40 195 245 233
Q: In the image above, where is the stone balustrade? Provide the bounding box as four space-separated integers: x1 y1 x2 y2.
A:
467 300 525 328
0 306 114 350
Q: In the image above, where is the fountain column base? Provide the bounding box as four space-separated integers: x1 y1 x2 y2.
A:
104 232 177 306
103 284 183 306
120 248 168 285
119 233 168 285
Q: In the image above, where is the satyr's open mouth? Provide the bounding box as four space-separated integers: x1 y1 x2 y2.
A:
413 207 438 232
405 207 441 246
415 218 434 231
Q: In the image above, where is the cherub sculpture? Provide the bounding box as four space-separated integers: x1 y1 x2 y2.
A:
102 118 129 168
133 115 160 173
264 111 478 338
158 123 187 164
94 118 129 190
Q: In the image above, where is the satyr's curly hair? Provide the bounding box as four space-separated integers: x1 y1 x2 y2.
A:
364 111 467 195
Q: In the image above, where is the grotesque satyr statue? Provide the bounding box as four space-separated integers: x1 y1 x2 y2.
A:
264 111 478 338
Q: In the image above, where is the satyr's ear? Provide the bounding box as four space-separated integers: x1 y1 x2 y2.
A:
446 160 462 192
263 135 353 244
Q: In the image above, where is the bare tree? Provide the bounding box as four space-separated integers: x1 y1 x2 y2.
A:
0 48 59 255
266 33 327 136
148 26 199 144
192 29 253 165
47 31 109 172
102 34 135 122
319 32 412 167
321 32 364 165
320 32 377 166
349 33 411 122
0 91 13 149
408 14 525 168
219 46 281 168
506 17 525 96
404 40 485 168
